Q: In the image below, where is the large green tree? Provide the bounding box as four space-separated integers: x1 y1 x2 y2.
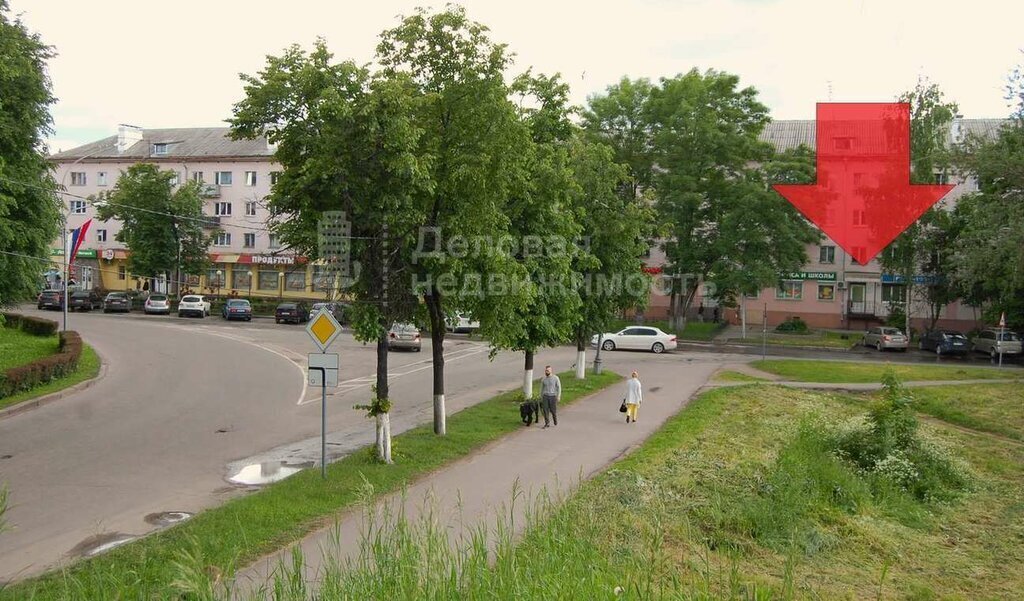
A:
0 0 61 306
581 77 655 201
95 164 210 292
231 42 428 463
377 6 533 435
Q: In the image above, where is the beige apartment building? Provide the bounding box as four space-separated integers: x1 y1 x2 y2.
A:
641 118 1007 332
49 125 333 299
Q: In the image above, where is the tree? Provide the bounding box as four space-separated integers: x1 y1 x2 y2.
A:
878 80 959 333
581 77 655 201
377 6 533 435
0 0 61 306
949 68 1024 330
95 164 210 291
644 69 816 330
231 42 428 463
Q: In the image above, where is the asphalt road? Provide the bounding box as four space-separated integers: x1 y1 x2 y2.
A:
0 308 583 582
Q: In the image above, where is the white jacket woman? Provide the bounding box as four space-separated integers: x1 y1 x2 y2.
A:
624 371 642 423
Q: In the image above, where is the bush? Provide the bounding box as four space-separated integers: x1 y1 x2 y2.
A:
0 330 83 398
1 311 58 336
775 316 809 334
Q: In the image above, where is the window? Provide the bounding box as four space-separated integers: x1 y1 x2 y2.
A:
933 171 949 185
312 265 335 292
243 233 255 248
268 234 281 249
96 229 107 243
152 143 168 156
881 283 906 303
245 201 258 216
850 246 866 265
852 209 867 226
117 265 126 280
817 284 835 301
776 281 803 300
231 269 252 290
70 199 87 214
192 171 205 183
70 172 86 186
258 270 279 290
207 268 225 287
245 171 257 186
215 171 232 186
270 171 281 185
169 172 180 186
214 232 231 246
286 271 305 291
819 245 835 264
834 137 853 150
97 172 108 186
214 202 232 216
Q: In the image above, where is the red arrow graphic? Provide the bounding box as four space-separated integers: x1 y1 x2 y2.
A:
773 103 954 265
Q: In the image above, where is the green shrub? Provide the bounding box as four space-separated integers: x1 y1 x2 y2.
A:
775 317 809 334
0 330 83 398
1 312 58 336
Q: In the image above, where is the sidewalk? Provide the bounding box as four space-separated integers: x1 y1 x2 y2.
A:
233 359 721 594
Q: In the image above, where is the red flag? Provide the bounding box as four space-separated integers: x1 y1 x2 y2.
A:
69 219 92 264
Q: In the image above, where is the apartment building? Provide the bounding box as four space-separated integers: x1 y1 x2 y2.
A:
641 118 1007 332
49 125 333 299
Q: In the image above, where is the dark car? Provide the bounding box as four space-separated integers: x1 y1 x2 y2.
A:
37 290 63 310
275 302 309 324
222 299 253 321
103 292 131 313
919 329 970 356
310 302 347 324
69 290 102 311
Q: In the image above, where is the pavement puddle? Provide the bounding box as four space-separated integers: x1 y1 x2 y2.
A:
69 533 138 558
227 461 313 486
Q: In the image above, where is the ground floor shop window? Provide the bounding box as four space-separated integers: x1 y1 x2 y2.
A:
258 270 279 291
312 265 335 292
818 284 835 301
882 283 906 303
776 281 803 300
207 268 225 288
285 271 306 291
232 270 252 290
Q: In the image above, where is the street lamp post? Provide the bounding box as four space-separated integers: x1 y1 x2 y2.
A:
215 269 222 298
247 270 253 299
278 271 285 301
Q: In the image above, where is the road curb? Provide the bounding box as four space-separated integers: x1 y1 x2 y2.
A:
0 347 108 422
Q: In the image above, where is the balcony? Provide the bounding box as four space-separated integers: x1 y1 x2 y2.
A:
199 184 221 198
198 215 221 229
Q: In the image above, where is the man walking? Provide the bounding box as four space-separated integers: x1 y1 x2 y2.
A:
540 365 561 428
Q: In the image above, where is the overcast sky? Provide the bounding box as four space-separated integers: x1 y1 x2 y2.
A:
10 0 1022 153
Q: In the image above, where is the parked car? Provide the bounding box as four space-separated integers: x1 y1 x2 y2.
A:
144 294 171 315
971 329 1023 359
222 299 253 321
275 302 309 324
37 290 64 310
177 294 210 318
862 326 908 351
446 312 480 334
310 302 346 324
388 322 422 351
103 292 131 313
68 290 102 311
590 326 677 354
918 329 970 356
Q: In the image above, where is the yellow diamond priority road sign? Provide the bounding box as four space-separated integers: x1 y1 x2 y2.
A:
306 307 342 352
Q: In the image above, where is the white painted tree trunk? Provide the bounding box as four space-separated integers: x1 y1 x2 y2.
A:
741 294 747 339
376 412 392 464
433 394 446 436
523 368 534 399
575 350 586 379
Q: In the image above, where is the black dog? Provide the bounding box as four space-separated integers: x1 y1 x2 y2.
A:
519 400 540 426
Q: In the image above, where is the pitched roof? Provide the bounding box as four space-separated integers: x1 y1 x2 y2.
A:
49 127 272 161
758 118 1011 152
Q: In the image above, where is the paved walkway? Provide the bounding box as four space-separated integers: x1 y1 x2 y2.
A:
233 357 720 595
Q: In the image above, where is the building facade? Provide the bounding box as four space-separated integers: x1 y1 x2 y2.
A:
640 118 1006 332
49 125 334 300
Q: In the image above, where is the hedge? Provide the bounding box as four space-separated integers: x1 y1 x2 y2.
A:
1 312 59 336
0 329 83 399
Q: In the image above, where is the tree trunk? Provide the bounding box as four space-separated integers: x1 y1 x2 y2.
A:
424 288 447 436
523 349 534 399
575 338 586 379
668 287 679 331
375 332 392 464
740 294 747 339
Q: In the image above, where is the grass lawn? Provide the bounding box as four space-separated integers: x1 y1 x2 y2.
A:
713 370 767 382
1 369 621 601
752 359 1022 383
0 344 101 412
730 329 857 349
0 327 59 371
904 383 1024 442
607 318 725 341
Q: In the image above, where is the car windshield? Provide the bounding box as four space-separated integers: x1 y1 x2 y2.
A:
149 295 167 301
881 328 901 335
71 292 89 297
998 332 1020 341
107 293 126 299
182 296 201 303
227 300 250 307
278 304 296 310
392 323 416 333
944 332 967 340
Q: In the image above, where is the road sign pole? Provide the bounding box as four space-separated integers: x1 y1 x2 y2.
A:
310 365 327 479
762 303 768 361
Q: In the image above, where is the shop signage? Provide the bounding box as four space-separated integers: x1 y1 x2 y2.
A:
782 271 836 281
51 248 97 259
881 274 942 285
250 255 296 265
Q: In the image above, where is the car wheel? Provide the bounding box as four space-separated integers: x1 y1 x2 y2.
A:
936 347 942 357
990 349 998 359
246 317 252 322
876 342 883 352
275 319 281 324
652 342 665 354
104 309 110 314
602 340 615 351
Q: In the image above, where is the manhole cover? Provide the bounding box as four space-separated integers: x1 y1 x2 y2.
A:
144 511 193 527
227 461 313 486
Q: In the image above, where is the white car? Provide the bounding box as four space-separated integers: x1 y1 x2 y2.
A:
177 294 210 318
144 294 171 315
591 326 677 354
446 312 480 334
